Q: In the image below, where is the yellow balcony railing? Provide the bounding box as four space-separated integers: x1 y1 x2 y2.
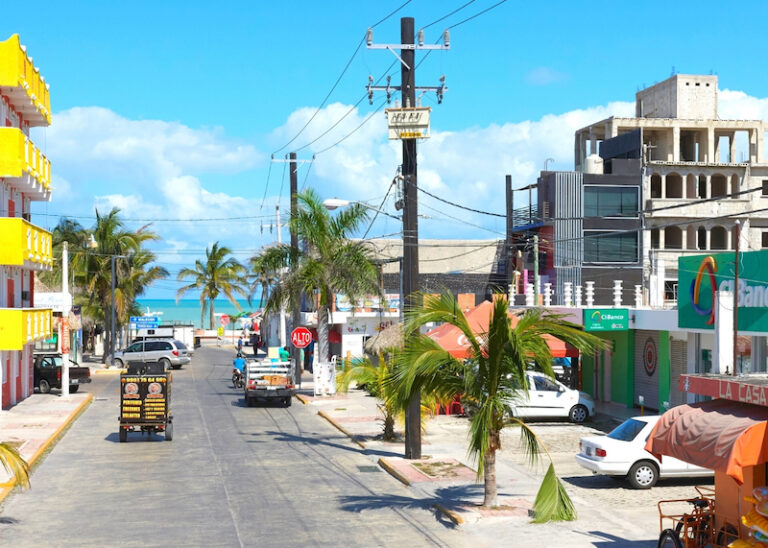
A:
0 218 53 270
0 34 51 127
0 308 53 351
0 127 51 197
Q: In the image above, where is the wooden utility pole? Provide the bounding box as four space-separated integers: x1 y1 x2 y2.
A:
289 152 301 384
733 219 740 376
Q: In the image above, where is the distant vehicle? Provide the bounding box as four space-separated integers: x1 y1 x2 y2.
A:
575 415 713 489
503 371 594 423
33 353 92 394
244 359 294 407
114 338 191 370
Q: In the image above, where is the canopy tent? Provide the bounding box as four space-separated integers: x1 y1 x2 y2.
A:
426 300 580 359
645 398 768 484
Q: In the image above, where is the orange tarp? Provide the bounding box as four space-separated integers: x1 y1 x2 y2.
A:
426 300 579 359
645 398 768 484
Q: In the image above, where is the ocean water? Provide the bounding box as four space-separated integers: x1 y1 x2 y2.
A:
136 299 262 329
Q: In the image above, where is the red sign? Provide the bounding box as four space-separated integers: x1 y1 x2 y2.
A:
220 314 230 327
59 317 70 353
291 327 312 348
681 374 768 407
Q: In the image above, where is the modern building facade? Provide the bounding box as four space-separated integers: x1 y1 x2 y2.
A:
575 74 768 305
0 34 54 409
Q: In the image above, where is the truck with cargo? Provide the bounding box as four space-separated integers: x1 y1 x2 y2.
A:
243 359 294 407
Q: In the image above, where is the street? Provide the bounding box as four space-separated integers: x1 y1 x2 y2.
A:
0 347 459 547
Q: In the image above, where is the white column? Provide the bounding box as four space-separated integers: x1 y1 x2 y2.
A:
714 290 734 374
574 285 583 307
660 174 666 199
613 280 623 307
585 281 595 307
563 282 573 307
634 285 643 308
543 283 552 307
525 283 534 306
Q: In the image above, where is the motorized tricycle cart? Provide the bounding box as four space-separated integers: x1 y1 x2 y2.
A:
118 362 173 442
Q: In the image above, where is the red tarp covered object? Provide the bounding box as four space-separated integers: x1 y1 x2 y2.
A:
426 300 580 359
309 328 341 344
645 398 768 484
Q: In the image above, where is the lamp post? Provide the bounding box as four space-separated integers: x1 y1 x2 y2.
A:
61 242 70 398
110 254 127 366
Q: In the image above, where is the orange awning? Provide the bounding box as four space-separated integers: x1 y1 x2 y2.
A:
426 300 579 359
645 398 768 484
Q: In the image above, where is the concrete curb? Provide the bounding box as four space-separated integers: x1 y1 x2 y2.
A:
295 393 311 405
93 369 124 374
377 457 412 486
0 393 94 505
432 503 465 526
316 410 366 449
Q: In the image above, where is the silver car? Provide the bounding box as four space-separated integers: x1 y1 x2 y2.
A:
114 338 191 370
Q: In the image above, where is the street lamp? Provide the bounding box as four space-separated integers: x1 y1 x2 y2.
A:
110 254 127 367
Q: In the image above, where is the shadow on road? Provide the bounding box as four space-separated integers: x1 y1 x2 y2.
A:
587 531 656 547
103 431 166 443
562 474 713 490
256 430 401 458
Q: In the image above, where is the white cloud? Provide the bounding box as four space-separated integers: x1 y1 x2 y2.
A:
525 67 568 86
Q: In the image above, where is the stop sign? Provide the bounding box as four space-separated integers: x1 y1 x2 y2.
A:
220 314 230 327
291 327 312 348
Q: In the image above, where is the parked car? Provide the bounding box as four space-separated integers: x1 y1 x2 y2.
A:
503 371 595 423
575 415 713 489
33 353 92 393
113 338 191 370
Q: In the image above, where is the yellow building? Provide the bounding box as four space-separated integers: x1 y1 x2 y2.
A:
0 34 53 409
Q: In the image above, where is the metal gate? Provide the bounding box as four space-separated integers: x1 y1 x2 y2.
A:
669 340 687 408
634 330 660 411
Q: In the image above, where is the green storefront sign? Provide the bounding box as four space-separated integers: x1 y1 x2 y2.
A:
584 308 629 331
678 249 768 331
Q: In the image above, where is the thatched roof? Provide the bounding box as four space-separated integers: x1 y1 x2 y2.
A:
364 323 403 354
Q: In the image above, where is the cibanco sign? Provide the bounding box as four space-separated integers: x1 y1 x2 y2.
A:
679 249 768 331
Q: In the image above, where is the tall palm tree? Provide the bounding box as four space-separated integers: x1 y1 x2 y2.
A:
0 442 30 490
390 292 605 521
71 208 165 362
258 188 381 364
176 242 248 329
38 218 89 290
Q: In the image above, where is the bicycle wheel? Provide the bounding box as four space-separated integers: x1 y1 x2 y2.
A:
675 514 712 546
657 529 682 548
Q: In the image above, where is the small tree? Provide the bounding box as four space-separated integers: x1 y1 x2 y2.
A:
391 292 605 520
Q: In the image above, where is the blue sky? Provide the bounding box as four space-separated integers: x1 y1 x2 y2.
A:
5 0 768 298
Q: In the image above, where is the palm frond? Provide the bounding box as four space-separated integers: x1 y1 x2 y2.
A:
532 463 577 523
0 442 30 490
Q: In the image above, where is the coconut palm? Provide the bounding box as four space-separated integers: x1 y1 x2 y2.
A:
257 188 381 364
390 292 605 521
176 242 248 329
71 208 165 362
337 356 399 440
0 442 30 490
38 218 90 290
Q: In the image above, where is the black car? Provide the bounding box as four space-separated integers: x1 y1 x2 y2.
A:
33 353 92 393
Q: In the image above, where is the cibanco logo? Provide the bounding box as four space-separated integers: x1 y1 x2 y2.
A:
691 256 717 325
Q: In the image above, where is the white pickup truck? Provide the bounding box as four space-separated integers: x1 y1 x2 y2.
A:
244 359 295 407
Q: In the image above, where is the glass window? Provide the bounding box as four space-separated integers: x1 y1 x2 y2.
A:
762 180 768 196
762 232 768 248
608 418 648 441
584 231 638 263
162 342 173 350
126 342 142 353
145 341 161 351
173 341 187 350
533 375 559 391
584 186 639 218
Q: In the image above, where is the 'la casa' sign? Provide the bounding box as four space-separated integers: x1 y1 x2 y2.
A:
680 374 768 407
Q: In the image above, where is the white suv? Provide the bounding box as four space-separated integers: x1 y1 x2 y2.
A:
114 338 191 370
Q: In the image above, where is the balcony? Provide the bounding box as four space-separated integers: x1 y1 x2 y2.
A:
0 34 51 127
0 308 53 351
0 127 51 200
0 218 53 270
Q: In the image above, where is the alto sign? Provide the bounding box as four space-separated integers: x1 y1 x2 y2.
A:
291 327 312 349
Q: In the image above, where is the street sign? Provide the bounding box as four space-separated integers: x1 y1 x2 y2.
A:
130 316 159 329
584 308 629 331
291 327 312 348
385 107 431 140
217 326 224 337
220 314 230 327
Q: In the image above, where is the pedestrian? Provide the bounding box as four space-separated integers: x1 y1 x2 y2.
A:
279 346 290 361
249 331 258 356
303 339 314 373
237 335 244 353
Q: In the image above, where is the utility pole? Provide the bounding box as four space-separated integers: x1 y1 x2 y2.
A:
533 234 540 304
276 203 286 348
61 242 70 398
289 152 302 386
400 17 421 460
110 255 116 365
367 17 449 460
733 219 740 376
506 175 514 290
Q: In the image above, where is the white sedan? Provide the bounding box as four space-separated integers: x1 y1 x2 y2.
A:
504 371 595 423
575 415 712 488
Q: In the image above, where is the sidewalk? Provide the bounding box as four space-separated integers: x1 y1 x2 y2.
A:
297 383 658 546
0 391 93 503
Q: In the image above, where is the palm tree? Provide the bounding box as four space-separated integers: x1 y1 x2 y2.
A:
0 442 30 490
38 218 89 290
71 208 165 362
257 188 381 364
390 292 605 521
176 242 248 329
337 356 400 440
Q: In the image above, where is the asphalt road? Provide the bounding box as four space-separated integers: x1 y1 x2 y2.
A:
0 347 459 547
